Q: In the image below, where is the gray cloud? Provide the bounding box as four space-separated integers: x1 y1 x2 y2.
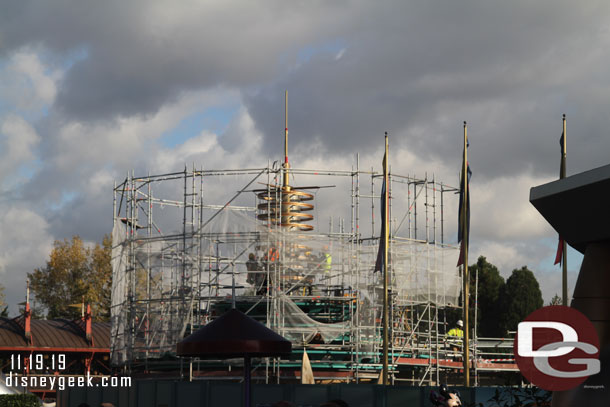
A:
1 0 359 120
244 1 610 180
1 0 609 310
4 1 610 179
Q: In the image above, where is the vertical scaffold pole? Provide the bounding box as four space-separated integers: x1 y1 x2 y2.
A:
561 114 568 306
382 133 390 385
462 121 470 387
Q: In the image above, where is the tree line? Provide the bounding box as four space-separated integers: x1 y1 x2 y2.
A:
459 255 546 338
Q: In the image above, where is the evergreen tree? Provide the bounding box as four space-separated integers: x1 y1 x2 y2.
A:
548 293 562 306
500 266 543 334
471 256 506 338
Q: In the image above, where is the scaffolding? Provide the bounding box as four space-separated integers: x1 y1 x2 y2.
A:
110 160 483 385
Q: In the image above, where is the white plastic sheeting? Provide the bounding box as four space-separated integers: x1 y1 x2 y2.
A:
111 207 460 365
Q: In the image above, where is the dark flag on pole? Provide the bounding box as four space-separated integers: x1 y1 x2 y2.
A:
555 127 567 266
374 152 387 273
559 130 566 177
457 140 471 267
554 238 564 265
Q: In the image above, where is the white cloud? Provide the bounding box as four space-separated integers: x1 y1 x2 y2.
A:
0 114 39 159
0 206 53 311
0 114 40 183
474 241 543 275
472 173 556 240
153 107 265 173
11 51 59 104
43 87 240 177
86 169 114 197
0 50 61 112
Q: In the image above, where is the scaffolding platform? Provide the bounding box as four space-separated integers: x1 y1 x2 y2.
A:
110 163 519 386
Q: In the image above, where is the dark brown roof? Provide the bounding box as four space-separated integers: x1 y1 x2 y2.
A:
177 309 291 358
0 318 110 351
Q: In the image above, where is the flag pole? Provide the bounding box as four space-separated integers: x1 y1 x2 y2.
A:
284 90 290 189
382 132 390 385
462 121 470 387
561 114 567 306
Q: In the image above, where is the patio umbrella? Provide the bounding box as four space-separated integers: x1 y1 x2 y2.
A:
177 308 292 407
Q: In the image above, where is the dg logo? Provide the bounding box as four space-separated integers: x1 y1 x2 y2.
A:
514 306 600 391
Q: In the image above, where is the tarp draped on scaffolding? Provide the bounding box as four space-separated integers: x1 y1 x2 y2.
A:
111 222 129 365
110 168 460 366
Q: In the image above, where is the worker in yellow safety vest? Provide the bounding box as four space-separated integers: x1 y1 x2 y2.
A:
446 320 464 361
323 246 332 273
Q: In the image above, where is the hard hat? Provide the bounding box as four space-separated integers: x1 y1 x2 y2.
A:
457 320 463 327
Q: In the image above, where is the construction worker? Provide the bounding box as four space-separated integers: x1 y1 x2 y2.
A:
267 246 280 272
446 320 464 361
246 253 268 295
323 246 332 273
268 246 279 262
447 320 464 338
246 253 259 285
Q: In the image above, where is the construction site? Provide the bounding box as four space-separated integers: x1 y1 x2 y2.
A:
110 100 519 387
111 165 519 385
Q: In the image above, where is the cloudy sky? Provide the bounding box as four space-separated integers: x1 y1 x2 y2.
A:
1 0 608 311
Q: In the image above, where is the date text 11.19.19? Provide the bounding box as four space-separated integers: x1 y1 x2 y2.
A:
10 354 66 371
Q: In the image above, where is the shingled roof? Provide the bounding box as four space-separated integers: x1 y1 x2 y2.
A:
0 318 110 352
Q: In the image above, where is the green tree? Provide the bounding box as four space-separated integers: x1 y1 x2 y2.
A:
28 235 112 321
548 293 561 306
500 266 543 334
471 256 506 338
447 257 506 338
446 261 480 334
